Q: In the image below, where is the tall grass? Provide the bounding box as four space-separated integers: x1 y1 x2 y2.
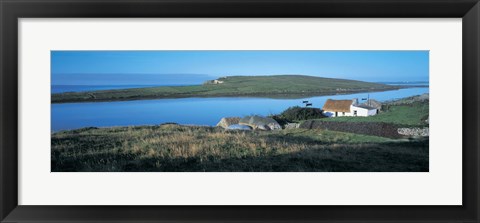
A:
52 125 428 172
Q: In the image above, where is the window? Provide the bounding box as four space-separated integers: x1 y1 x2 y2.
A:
342 112 345 115
354 110 357 116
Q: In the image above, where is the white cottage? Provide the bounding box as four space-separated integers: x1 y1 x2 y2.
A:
322 99 378 117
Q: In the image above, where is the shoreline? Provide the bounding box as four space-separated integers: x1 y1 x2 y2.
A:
51 86 411 104
52 93 429 133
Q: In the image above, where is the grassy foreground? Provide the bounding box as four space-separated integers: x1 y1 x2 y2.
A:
51 75 400 103
51 124 428 172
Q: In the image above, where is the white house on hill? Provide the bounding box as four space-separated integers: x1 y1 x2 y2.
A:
322 99 378 117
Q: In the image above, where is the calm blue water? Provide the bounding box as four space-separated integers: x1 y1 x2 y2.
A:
52 85 187 93
51 87 429 132
52 74 215 93
378 81 429 86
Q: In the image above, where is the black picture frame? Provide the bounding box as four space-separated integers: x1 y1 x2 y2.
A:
1 0 479 222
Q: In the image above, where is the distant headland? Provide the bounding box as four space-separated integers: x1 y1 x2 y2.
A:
51 75 404 103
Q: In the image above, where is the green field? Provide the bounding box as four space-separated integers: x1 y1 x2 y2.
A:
51 75 400 103
51 124 428 172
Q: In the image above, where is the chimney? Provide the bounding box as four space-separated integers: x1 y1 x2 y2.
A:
352 98 358 105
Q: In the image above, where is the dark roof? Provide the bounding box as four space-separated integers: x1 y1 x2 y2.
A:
322 99 353 112
353 104 377 110
359 99 382 110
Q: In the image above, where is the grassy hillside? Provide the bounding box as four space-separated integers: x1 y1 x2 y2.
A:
51 124 428 172
51 75 400 103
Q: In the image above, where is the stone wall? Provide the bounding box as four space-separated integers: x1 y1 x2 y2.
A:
397 127 429 137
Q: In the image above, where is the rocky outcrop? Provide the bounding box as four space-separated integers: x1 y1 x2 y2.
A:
226 124 252 131
217 115 282 131
239 115 282 131
216 117 240 129
397 127 429 137
386 93 429 105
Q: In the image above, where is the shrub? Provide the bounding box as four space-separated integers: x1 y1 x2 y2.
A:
269 115 289 127
277 106 326 122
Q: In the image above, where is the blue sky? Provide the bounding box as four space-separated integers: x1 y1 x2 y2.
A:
51 50 429 85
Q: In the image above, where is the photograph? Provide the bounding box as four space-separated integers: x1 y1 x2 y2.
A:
3 0 477 221
50 50 429 172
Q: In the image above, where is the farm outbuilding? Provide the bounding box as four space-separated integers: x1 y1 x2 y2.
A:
322 99 378 117
353 104 378 116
